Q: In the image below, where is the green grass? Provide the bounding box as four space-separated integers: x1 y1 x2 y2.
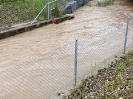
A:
31 0 47 19
0 0 63 26
97 0 114 7
0 1 36 25
63 50 133 99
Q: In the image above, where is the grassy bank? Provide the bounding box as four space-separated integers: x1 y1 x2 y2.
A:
97 0 114 6
0 0 63 27
63 50 133 99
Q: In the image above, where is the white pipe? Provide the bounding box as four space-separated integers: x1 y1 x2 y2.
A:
31 0 57 24
31 4 47 24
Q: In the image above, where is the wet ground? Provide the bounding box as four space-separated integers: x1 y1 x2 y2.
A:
0 0 133 99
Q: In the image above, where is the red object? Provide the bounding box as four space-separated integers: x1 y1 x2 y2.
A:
52 19 57 24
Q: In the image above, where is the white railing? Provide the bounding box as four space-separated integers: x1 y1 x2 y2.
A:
31 0 57 24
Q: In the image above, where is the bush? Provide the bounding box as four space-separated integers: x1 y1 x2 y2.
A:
52 6 63 18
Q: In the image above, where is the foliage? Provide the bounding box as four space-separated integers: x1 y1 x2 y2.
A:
63 50 133 99
0 1 36 25
31 0 47 20
97 0 114 7
0 0 63 26
52 6 63 18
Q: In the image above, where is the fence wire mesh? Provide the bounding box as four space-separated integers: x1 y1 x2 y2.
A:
0 1 36 27
0 17 133 99
0 40 75 99
0 0 90 31
0 0 74 31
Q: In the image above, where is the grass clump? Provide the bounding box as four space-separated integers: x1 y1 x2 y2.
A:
0 0 63 27
97 0 114 7
32 0 48 20
63 50 133 99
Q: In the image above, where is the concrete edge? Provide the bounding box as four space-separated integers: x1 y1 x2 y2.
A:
0 15 70 40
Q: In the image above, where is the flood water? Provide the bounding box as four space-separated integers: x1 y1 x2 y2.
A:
0 0 133 99
0 0 133 68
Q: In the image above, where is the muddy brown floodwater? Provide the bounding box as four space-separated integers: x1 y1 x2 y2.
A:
0 0 133 99
0 0 133 69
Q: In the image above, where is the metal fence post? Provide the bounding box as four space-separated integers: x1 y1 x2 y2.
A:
56 0 58 7
123 17 130 54
47 0 50 20
74 39 78 86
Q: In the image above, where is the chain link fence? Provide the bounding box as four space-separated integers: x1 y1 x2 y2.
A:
0 1 36 27
0 0 89 31
0 17 133 99
0 0 68 30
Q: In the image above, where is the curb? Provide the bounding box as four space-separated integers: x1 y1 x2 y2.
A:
0 15 70 40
